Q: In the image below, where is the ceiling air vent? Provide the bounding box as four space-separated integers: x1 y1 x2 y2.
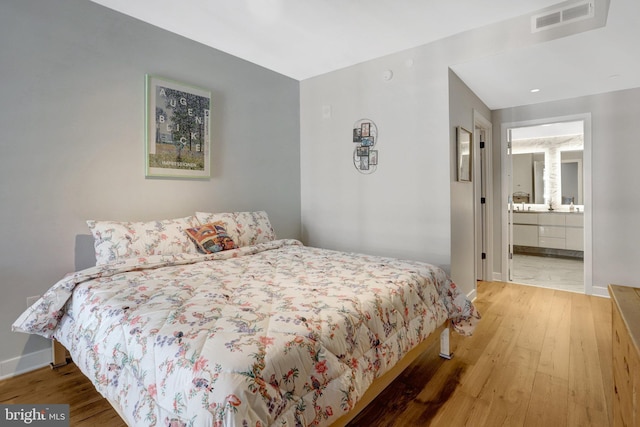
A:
532 1 594 32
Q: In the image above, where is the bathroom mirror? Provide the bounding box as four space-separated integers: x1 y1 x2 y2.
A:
511 121 584 208
457 126 472 182
561 150 583 204
512 152 545 204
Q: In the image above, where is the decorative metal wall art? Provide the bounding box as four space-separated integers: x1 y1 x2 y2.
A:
353 119 378 174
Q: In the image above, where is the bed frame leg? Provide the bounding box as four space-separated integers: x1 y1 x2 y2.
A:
50 339 70 369
439 327 454 359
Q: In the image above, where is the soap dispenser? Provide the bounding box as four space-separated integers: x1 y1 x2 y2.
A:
569 197 575 212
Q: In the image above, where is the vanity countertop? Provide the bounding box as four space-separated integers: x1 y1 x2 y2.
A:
513 210 583 214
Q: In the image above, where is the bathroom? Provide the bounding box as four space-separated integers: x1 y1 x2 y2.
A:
510 120 585 293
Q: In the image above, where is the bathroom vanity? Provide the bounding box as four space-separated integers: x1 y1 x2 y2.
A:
513 211 583 256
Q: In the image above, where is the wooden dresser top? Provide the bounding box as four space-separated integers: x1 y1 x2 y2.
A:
609 284 640 352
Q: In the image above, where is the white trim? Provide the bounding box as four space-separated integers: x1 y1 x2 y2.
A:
500 122 510 281
582 115 594 295
501 113 593 294
591 285 609 298
467 288 477 302
473 109 494 283
0 348 51 380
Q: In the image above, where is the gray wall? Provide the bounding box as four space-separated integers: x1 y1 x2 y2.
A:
492 87 640 292
0 0 301 375
448 70 492 297
300 47 453 273
298 4 587 298
298 14 542 298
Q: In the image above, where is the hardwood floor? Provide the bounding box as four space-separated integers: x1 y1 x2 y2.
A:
351 281 612 426
0 362 127 426
0 281 612 426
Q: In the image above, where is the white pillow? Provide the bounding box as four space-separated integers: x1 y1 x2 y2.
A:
87 216 200 265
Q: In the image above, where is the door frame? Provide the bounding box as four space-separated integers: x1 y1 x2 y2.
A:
500 113 594 295
473 110 493 282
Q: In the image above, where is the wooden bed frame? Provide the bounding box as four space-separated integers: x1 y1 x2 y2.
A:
51 322 453 425
331 322 451 426
51 338 70 368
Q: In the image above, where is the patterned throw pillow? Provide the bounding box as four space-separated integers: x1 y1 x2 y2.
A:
195 211 276 248
194 212 239 243
185 222 237 254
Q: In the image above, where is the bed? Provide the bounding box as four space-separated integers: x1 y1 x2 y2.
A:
13 211 480 427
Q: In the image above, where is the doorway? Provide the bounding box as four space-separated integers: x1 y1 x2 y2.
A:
502 114 592 294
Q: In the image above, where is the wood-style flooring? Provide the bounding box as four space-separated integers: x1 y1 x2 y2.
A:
351 281 612 426
0 281 612 426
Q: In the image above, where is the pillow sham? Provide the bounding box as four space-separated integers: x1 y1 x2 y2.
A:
87 215 200 265
195 211 276 247
185 221 237 254
233 211 277 247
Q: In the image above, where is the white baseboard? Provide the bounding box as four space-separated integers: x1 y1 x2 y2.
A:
467 288 477 302
0 348 51 380
591 285 610 298
491 271 610 298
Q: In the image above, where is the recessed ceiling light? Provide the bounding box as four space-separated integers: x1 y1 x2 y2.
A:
530 88 540 93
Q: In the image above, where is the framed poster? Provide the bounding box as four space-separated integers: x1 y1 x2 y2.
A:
145 75 211 178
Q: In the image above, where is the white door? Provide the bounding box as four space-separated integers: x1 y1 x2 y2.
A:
473 111 493 283
475 126 486 281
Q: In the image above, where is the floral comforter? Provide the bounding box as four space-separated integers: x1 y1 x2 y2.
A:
13 240 480 427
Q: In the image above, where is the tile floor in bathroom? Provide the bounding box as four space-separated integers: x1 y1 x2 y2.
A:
510 253 584 293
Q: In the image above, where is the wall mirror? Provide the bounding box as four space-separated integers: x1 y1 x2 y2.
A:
513 152 545 204
510 120 584 208
457 126 472 182
561 150 583 204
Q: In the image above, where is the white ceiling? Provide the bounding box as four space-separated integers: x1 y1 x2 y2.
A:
452 0 640 108
91 0 640 109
